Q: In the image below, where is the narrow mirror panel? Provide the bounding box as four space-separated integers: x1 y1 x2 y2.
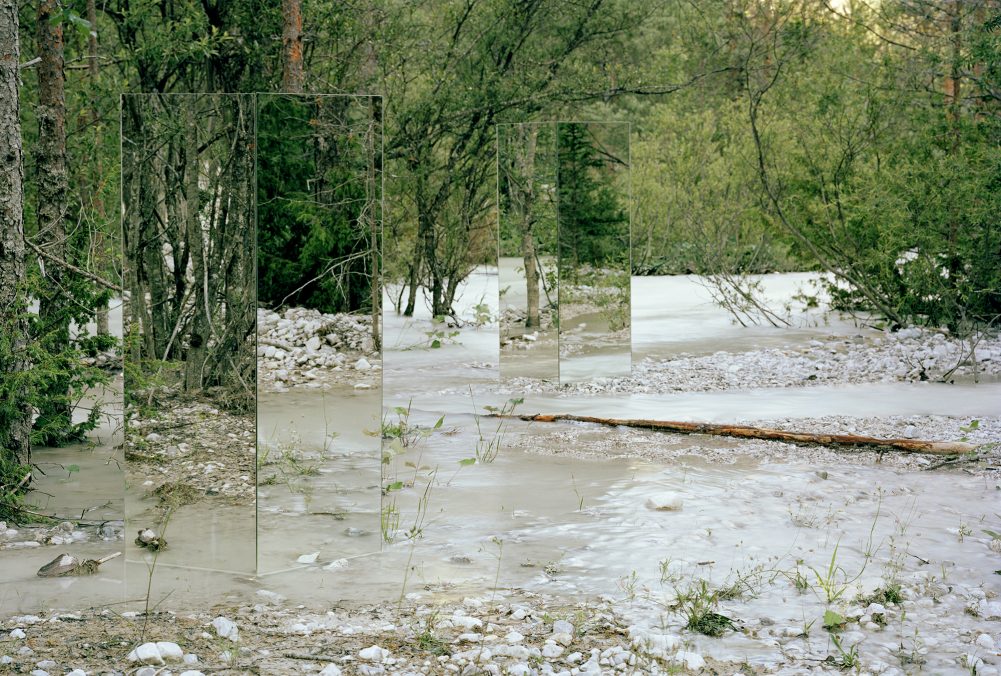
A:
557 121 632 383
498 122 559 382
121 94 257 591
256 94 383 575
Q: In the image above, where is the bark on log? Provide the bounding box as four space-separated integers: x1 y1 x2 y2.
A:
507 413 976 456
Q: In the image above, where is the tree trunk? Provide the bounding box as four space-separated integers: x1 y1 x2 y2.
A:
516 126 540 328
0 0 32 466
281 0 304 93
34 0 72 443
509 413 977 456
185 106 208 392
87 0 109 337
367 96 381 350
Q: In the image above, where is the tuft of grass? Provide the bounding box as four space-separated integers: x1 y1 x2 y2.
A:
674 579 737 637
861 583 904 606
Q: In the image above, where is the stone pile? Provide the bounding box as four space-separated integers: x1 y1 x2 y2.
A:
257 308 379 389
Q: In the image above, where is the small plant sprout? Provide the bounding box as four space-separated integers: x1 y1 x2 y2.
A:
470 388 523 464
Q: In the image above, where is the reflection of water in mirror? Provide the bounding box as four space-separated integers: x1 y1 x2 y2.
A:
499 257 558 380
257 385 380 574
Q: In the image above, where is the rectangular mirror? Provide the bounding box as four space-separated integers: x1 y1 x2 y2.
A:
557 121 632 383
497 122 559 382
122 93 257 589
256 94 383 575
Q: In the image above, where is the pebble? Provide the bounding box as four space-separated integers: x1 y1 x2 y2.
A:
211 616 239 641
10 628 26 639
552 619 574 635
359 645 389 662
319 665 343 676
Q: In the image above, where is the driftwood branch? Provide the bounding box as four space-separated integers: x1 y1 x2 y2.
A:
504 413 976 456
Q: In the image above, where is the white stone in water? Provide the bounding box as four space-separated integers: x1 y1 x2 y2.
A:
355 357 372 371
319 665 343 676
645 494 684 511
211 616 239 641
296 551 320 564
358 645 388 662
323 558 348 570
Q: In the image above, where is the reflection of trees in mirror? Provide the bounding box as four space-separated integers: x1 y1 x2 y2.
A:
556 122 631 355
499 124 558 331
122 94 256 412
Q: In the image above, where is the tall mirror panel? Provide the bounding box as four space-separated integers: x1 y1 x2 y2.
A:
497 122 559 381
557 121 632 383
122 94 257 594
256 94 383 575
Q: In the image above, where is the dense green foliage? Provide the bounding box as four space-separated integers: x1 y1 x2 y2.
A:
257 95 380 314
556 122 629 272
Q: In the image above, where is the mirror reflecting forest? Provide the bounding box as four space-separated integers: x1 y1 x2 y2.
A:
557 122 631 383
121 94 256 581
498 123 559 381
256 94 382 574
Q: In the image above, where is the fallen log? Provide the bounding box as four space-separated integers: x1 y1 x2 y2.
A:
504 413 976 456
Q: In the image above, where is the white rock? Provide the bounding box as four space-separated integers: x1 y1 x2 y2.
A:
10 628 26 639
179 672 206 676
355 357 372 371
319 664 343 676
359 645 388 662
646 494 684 511
156 641 184 661
30 670 50 676
0 656 12 665
505 631 525 643
979 601 1001 620
306 336 321 352
211 616 239 641
975 633 995 650
296 551 320 564
66 671 86 676
553 619 574 635
542 642 564 659
183 653 199 664
673 650 705 671
127 642 165 665
35 661 56 669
